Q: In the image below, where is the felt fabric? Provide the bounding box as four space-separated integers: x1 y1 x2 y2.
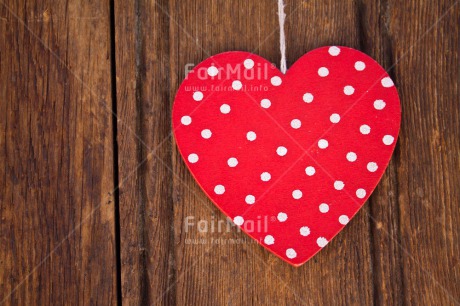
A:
172 46 401 266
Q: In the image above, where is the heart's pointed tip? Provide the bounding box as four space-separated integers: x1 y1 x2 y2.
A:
290 262 306 268
277 254 310 267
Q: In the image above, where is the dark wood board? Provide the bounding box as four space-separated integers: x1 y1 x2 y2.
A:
114 0 175 304
0 0 117 305
1 0 458 305
385 1 459 304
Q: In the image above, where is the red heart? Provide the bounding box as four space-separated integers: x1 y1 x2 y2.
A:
172 46 400 266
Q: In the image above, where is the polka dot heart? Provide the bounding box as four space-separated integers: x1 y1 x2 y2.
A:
173 47 400 266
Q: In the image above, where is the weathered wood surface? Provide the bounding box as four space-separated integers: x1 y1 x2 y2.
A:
1 0 459 305
0 0 118 305
114 0 174 304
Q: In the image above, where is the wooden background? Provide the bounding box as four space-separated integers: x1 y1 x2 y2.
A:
0 0 459 305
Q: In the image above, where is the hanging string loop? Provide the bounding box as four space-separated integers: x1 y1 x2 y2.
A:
278 0 287 74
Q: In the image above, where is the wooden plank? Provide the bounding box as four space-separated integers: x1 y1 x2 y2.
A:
385 0 460 304
0 1 117 305
357 0 405 304
114 0 175 304
168 0 375 305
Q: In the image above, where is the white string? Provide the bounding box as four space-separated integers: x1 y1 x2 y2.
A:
278 0 287 74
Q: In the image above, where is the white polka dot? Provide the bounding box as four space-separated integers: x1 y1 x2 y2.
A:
181 116 192 125
318 67 329 77
319 203 329 213
193 91 203 101
383 135 394 145
220 104 231 114
232 80 242 90
264 235 275 245
305 166 315 176
356 188 366 199
188 153 198 163
300 226 310 236
261 172 271 182
247 131 257 141
381 77 394 87
360 124 371 135
214 185 225 195
233 216 244 226
244 59 254 69
346 152 357 162
292 190 302 200
245 195 255 205
367 162 378 172
318 139 328 149
354 61 366 71
276 146 287 156
374 99 386 110
286 248 297 259
317 237 328 247
207 66 219 77
303 93 314 103
328 46 341 56
344 85 355 95
330 113 340 123
271 76 282 86
261 98 271 108
290 119 301 129
334 181 345 190
201 129 212 139
339 215 349 225
227 157 238 167
277 212 288 222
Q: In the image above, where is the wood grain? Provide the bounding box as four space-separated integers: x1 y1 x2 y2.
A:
114 0 175 305
0 0 458 305
358 0 405 304
388 0 459 304
0 0 117 305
